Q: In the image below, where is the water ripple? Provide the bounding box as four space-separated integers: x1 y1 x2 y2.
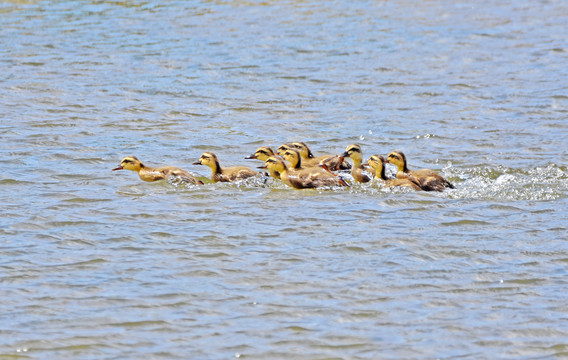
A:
2 0 568 359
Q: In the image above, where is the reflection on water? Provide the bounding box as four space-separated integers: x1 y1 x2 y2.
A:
1 0 568 359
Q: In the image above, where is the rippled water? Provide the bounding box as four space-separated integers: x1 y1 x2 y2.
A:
2 1 568 359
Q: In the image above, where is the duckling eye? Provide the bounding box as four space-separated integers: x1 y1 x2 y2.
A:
389 154 400 160
258 150 268 155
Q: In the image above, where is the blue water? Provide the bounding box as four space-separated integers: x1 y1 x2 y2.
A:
1 1 568 359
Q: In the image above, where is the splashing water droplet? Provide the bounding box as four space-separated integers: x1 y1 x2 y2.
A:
495 174 515 185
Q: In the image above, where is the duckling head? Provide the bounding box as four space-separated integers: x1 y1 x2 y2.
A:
276 143 292 155
290 142 314 159
245 146 274 161
368 155 387 179
341 144 363 162
193 152 220 170
282 149 303 169
386 151 408 172
113 156 144 172
263 156 288 174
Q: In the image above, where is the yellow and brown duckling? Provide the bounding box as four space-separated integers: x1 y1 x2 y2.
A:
281 148 307 170
112 156 203 185
245 146 280 179
341 144 373 183
290 141 351 170
276 143 293 155
282 147 348 178
386 151 454 192
193 152 257 182
245 146 275 162
282 148 350 180
262 156 348 189
367 155 422 191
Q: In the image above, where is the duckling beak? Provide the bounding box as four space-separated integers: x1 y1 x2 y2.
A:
341 151 350 158
244 154 257 159
257 165 268 169
192 160 202 165
112 165 123 171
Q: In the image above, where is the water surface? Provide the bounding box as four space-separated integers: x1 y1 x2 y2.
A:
1 1 568 359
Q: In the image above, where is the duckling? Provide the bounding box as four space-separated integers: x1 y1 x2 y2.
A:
290 141 351 170
193 152 257 182
386 151 454 192
341 144 373 183
281 149 306 170
245 146 280 179
367 155 422 191
281 148 346 176
112 156 203 185
262 156 348 189
245 146 275 162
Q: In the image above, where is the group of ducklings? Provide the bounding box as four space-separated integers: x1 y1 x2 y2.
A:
113 142 454 192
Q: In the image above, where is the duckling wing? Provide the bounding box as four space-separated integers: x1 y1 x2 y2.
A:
160 166 203 185
139 168 167 181
412 169 440 178
354 168 372 183
226 167 257 181
389 178 422 191
417 177 444 192
299 169 347 188
280 172 312 189
410 169 453 191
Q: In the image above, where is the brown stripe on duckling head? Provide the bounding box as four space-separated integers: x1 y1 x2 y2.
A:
245 147 274 160
122 156 140 164
113 156 143 171
264 156 287 171
199 152 222 173
256 147 274 159
258 147 274 155
387 151 408 172
277 144 292 155
291 142 314 158
342 144 362 158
